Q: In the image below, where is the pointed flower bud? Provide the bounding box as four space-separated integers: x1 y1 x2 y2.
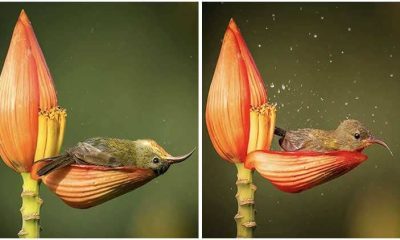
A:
245 150 368 193
0 10 66 172
206 19 274 163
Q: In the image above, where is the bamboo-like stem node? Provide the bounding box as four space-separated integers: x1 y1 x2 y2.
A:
19 172 41 238
235 163 256 238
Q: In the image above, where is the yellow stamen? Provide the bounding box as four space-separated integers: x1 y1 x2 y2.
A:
57 109 67 154
247 107 259 153
248 103 277 152
34 107 67 161
34 113 48 161
256 106 267 150
265 104 276 150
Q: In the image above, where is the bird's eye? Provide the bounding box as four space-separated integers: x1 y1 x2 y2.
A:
152 157 160 164
354 133 361 139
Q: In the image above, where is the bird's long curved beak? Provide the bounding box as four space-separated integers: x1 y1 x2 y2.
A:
166 148 196 164
365 137 393 156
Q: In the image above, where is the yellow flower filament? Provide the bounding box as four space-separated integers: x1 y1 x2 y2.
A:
34 107 67 161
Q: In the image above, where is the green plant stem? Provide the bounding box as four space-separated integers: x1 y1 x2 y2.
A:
18 172 42 238
235 163 256 238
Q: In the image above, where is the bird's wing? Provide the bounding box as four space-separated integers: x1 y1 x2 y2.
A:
279 129 314 152
69 142 124 167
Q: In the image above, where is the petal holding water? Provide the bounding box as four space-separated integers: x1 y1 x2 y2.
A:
246 150 368 193
41 164 156 209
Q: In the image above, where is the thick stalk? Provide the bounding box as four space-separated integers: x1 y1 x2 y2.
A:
18 172 42 238
235 163 256 238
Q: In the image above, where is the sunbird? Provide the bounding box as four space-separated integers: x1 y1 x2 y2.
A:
274 119 392 154
37 137 195 176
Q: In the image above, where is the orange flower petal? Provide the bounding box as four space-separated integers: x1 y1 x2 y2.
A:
206 19 269 163
0 20 39 172
18 10 57 110
246 150 368 193
41 165 156 209
0 10 59 172
228 19 267 106
206 25 250 163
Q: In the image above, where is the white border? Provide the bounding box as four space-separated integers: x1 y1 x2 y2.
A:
198 0 203 238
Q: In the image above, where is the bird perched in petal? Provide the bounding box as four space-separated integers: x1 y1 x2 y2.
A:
33 137 194 208
274 119 392 154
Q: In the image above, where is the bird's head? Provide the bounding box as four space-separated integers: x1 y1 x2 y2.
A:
335 119 392 155
134 139 195 175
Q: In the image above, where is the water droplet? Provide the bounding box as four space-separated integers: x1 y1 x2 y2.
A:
289 46 293 51
371 113 375 117
321 192 324 196
277 89 281 94
320 97 324 101
347 27 352 32
265 26 269 30
374 105 378 109
354 96 359 100
341 50 344 54
270 82 275 88
345 102 349 106
389 54 393 58
306 105 310 109
258 44 262 48
390 73 394 78
281 84 286 90
281 103 285 107
313 34 318 38
329 59 333 63
320 16 324 20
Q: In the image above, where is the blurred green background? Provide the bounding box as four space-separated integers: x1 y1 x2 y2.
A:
203 2 400 238
0 2 198 238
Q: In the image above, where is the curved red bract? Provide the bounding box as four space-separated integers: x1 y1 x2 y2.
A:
245 150 368 193
0 10 58 172
38 164 156 209
205 19 267 163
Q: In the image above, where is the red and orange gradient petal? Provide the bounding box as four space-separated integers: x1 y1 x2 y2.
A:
206 19 269 163
0 10 60 172
246 150 368 193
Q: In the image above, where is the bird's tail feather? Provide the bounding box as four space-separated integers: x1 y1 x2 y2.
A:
274 127 287 137
37 154 74 176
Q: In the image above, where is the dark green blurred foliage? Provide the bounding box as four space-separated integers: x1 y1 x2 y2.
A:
203 2 400 237
0 3 198 237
